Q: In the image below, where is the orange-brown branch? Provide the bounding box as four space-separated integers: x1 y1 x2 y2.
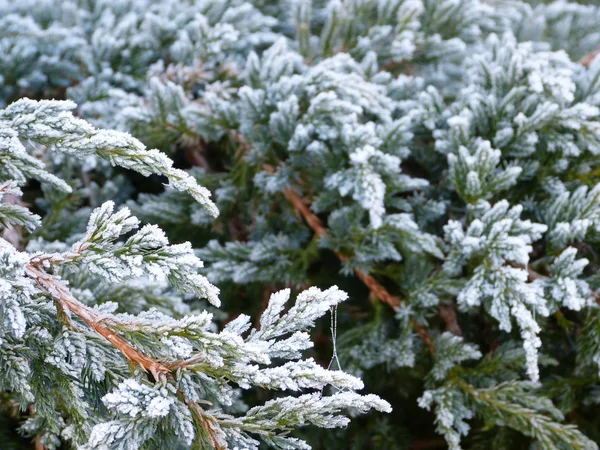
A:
25 264 170 381
285 187 399 305
26 260 234 443
227 138 436 352
580 47 600 67
283 187 435 353
34 436 47 450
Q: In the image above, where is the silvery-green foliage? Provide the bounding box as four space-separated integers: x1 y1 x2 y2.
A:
233 39 430 237
543 184 600 248
0 182 41 232
0 0 278 105
419 334 597 450
447 139 522 204
0 99 218 217
423 32 600 164
444 200 548 381
72 284 390 449
4 0 600 449
338 322 416 376
536 247 594 313
200 234 309 284
0 97 389 449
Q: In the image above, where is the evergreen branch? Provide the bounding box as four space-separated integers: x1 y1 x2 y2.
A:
20 244 387 448
281 181 436 354
455 379 597 450
24 262 171 381
224 133 439 352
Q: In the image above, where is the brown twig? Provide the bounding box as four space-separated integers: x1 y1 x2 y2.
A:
282 185 436 353
188 400 226 450
25 260 231 445
527 267 548 282
579 47 600 67
34 436 47 450
25 263 170 381
284 186 401 304
176 389 225 450
439 303 462 336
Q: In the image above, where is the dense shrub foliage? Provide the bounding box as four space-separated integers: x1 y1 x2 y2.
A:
3 0 600 448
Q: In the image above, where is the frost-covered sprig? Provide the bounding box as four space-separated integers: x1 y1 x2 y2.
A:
1 99 218 216
417 333 483 449
0 181 41 232
444 201 549 380
421 379 599 450
0 119 71 192
94 288 358 391
236 40 418 229
17 248 391 448
14 211 389 448
0 0 278 108
419 333 597 450
444 200 547 273
41 201 221 306
0 239 35 344
447 140 522 204
199 234 309 285
460 265 547 381
535 247 594 313
543 184 600 248
75 285 390 449
427 332 482 383
222 391 391 433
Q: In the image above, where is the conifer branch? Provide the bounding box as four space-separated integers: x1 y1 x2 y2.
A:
24 263 171 381
223 139 438 353
282 185 435 353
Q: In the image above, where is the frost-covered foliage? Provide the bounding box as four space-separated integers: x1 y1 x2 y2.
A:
4 0 600 448
0 100 389 449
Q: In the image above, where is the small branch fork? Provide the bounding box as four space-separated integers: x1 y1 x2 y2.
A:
25 263 171 381
23 261 223 444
